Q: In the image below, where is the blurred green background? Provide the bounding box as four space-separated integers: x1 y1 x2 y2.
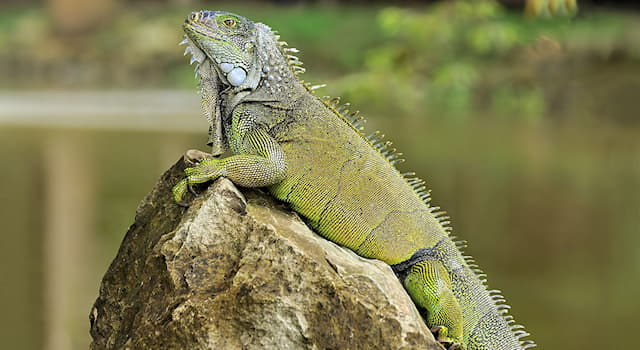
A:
0 0 638 349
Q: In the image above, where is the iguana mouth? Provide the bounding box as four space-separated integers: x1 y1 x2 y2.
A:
183 25 225 49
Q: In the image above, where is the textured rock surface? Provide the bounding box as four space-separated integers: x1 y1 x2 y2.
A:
89 159 440 350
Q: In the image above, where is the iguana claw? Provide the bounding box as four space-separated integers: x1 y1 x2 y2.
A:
188 183 199 196
430 326 465 350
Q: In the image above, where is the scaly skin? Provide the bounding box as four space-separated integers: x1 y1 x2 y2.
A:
173 10 535 350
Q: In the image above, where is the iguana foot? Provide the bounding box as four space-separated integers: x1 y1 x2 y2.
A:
172 157 224 204
185 149 216 197
173 150 210 205
430 326 465 350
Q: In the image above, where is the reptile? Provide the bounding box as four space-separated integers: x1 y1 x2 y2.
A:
172 10 535 350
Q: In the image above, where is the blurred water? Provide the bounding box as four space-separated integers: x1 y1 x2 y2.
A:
0 92 638 348
0 91 201 131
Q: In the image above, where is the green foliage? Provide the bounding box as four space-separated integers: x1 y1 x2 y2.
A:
525 0 579 18
334 0 639 123
337 0 547 122
0 4 381 88
491 85 546 121
0 2 638 122
429 62 479 119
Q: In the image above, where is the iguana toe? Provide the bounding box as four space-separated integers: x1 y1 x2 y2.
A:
173 158 224 205
172 178 190 205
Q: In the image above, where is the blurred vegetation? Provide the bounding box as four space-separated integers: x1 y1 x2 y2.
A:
334 0 640 124
0 4 383 88
525 0 579 18
1 1 639 124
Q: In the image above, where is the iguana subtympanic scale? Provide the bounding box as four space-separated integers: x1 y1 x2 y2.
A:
172 10 535 350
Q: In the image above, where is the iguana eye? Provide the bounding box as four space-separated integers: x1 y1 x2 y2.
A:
223 18 237 28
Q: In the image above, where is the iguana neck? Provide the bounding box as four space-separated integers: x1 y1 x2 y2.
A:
254 23 299 96
221 23 302 111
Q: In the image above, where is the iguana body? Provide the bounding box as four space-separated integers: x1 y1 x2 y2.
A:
173 11 534 350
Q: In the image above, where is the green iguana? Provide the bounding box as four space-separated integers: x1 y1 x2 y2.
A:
172 10 535 350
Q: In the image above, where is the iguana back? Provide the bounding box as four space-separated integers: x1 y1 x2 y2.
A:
266 91 442 262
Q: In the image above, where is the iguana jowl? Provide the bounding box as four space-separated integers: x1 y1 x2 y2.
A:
173 10 535 350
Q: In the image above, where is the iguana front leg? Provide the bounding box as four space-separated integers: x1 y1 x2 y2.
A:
173 108 287 203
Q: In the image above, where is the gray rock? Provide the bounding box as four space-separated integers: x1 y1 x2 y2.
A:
90 159 440 350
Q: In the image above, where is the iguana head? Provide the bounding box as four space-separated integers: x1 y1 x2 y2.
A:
183 11 260 88
181 10 304 94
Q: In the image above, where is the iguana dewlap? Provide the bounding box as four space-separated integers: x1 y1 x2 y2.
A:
172 10 535 350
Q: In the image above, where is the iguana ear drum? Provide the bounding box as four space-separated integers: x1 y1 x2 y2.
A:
217 62 247 86
227 67 247 86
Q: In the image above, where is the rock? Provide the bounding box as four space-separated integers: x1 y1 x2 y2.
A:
89 158 440 350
